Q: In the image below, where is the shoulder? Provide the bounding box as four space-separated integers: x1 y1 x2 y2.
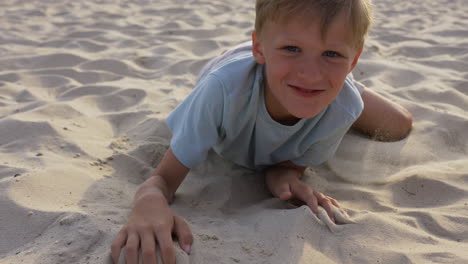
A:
198 41 259 95
328 75 364 122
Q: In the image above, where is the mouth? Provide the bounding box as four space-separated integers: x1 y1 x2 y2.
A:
288 84 324 98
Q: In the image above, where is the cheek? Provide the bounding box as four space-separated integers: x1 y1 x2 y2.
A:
325 65 350 85
323 61 349 73
267 58 291 81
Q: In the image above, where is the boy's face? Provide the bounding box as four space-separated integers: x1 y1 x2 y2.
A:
252 12 362 125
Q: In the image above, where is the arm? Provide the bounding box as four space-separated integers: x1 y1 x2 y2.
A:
352 89 413 141
144 147 190 203
113 66 223 263
264 161 339 222
111 148 192 264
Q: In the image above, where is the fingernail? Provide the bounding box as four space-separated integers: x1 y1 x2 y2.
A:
183 244 191 254
280 192 291 200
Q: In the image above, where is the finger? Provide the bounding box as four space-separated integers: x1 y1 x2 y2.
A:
291 183 318 214
141 233 157 264
156 229 176 264
173 215 194 254
278 184 293 201
318 207 341 232
125 232 140 264
111 229 128 263
270 179 292 200
331 206 355 224
328 196 341 208
315 191 335 222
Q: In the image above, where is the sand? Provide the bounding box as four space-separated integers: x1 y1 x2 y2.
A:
0 0 467 263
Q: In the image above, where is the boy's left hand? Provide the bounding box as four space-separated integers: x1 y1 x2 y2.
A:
265 167 340 223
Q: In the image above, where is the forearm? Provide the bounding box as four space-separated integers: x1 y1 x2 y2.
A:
134 147 190 204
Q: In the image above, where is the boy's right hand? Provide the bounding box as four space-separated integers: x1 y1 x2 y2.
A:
111 192 193 264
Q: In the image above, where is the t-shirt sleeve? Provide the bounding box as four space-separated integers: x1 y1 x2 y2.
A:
290 124 350 167
348 72 366 94
166 74 225 168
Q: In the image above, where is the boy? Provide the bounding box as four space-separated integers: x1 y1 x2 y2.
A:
111 0 412 263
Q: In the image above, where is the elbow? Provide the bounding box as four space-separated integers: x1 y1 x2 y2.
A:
381 108 413 142
400 109 413 139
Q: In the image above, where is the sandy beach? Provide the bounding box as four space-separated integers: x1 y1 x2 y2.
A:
0 0 467 263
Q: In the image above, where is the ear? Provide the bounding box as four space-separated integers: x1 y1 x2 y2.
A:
349 47 363 73
252 31 266 64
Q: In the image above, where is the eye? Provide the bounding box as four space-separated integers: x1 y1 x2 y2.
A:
323 51 341 58
283 46 301 53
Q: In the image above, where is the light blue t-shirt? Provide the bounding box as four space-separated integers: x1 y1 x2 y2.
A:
167 42 364 171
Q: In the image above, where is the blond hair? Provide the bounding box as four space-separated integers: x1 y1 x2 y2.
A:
255 0 373 49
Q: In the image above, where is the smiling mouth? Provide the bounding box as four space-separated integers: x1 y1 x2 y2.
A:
289 85 324 97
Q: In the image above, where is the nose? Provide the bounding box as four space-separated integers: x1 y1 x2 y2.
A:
297 57 323 83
